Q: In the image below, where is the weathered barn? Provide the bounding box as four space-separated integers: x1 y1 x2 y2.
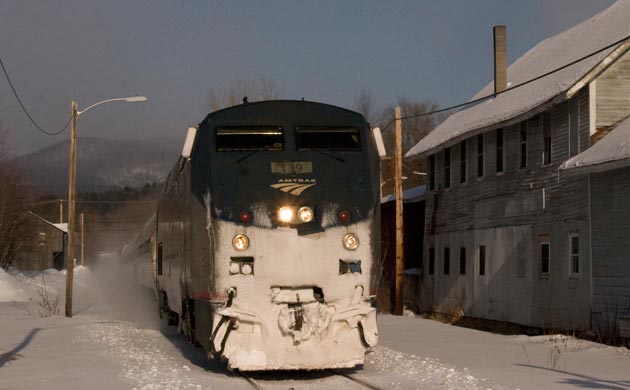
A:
14 212 67 271
406 1 630 336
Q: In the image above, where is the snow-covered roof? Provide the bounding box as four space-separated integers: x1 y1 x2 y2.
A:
381 185 427 204
407 1 630 158
26 211 68 233
52 223 68 233
560 115 630 175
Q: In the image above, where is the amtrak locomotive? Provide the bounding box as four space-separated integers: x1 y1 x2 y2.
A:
137 100 380 370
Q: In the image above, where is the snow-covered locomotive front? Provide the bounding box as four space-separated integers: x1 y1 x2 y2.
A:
155 100 380 370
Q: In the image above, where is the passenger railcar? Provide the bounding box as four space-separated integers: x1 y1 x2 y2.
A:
119 214 156 290
150 100 380 370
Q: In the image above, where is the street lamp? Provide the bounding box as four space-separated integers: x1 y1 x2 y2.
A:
65 96 147 318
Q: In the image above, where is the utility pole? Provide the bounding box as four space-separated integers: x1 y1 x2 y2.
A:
65 100 78 318
394 106 404 316
80 212 84 266
62 95 147 318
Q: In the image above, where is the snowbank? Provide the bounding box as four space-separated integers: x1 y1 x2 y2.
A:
0 267 29 302
0 266 89 303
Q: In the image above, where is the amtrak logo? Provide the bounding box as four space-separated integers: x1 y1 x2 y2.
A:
270 179 316 196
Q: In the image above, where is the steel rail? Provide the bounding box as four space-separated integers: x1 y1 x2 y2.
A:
328 369 384 390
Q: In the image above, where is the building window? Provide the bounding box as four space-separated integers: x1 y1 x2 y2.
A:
569 98 580 157
496 128 504 173
429 154 436 191
519 122 527 169
444 247 450 275
478 245 486 276
459 247 466 275
157 242 164 276
543 112 552 165
428 247 435 275
477 134 484 177
460 140 467 184
444 147 451 189
540 240 550 275
38 232 46 246
569 233 580 275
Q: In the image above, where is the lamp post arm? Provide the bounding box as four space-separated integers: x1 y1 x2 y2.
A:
78 96 147 116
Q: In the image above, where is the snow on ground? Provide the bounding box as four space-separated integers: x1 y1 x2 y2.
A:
0 267 29 302
1 260 629 390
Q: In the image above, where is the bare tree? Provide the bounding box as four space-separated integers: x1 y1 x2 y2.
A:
0 127 31 269
207 76 284 111
378 97 443 193
353 88 378 124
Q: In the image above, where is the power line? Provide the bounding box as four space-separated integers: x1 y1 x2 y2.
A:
381 33 630 133
0 56 71 136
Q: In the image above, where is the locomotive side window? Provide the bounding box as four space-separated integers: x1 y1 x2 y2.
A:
216 127 284 151
295 127 360 151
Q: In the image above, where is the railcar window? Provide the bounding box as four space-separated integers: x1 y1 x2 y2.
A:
216 127 284 151
295 127 360 151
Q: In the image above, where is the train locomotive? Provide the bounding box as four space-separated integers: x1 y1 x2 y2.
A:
141 100 380 370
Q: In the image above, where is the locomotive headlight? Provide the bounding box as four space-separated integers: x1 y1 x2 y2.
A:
297 206 314 223
278 206 294 223
232 234 249 251
343 233 360 251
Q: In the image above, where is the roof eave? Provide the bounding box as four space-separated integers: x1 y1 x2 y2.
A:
565 41 630 100
408 42 630 160
560 157 630 176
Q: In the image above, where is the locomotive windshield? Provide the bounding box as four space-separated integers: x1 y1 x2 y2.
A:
295 127 361 151
216 127 284 151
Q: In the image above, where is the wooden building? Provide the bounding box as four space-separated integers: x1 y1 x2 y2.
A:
14 212 67 271
406 2 630 335
560 117 630 337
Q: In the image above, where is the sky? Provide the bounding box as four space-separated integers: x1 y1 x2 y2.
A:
0 0 616 156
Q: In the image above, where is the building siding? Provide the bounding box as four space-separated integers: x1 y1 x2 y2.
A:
422 88 592 330
590 166 630 336
596 50 630 128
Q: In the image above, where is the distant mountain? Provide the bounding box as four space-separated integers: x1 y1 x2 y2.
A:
14 137 182 195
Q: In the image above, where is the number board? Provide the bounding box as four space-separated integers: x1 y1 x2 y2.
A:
271 161 313 174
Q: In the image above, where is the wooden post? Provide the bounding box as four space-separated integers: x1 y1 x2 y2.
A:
59 200 63 223
65 100 77 318
394 106 404 315
80 212 84 266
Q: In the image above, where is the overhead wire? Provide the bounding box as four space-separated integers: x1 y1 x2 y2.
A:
380 33 630 133
3 33 630 138
0 56 71 136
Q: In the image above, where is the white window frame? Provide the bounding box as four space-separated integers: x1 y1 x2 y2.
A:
568 232 580 276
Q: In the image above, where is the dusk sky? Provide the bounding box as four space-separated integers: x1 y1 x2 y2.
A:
0 0 615 156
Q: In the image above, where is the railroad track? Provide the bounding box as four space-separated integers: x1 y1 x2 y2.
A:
238 369 384 390
238 371 265 390
327 369 383 390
